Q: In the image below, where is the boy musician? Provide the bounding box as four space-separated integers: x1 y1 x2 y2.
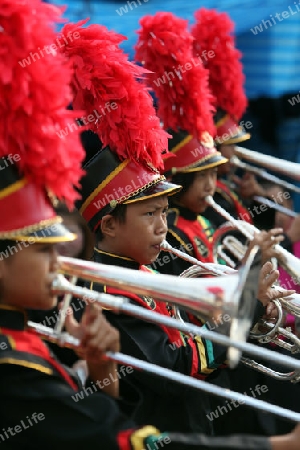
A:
190 8 261 229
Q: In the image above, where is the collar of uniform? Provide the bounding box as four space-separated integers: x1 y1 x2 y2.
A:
0 304 27 330
170 202 197 221
93 247 140 270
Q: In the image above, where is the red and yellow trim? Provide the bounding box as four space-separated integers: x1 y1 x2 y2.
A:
215 114 250 145
0 178 27 200
80 159 162 224
0 181 57 236
164 134 226 174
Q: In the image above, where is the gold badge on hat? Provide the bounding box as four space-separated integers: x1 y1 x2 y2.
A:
200 131 214 148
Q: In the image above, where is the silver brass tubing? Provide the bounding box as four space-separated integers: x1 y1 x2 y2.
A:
50 272 300 372
231 156 300 194
253 196 298 218
161 240 237 275
27 320 300 423
205 195 300 281
234 146 300 182
240 357 300 383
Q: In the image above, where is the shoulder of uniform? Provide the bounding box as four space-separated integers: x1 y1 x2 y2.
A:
0 348 54 376
215 188 235 206
167 207 180 227
0 331 54 375
0 333 14 352
167 229 193 256
198 215 212 228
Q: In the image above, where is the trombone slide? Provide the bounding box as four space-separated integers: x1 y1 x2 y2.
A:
230 155 300 194
27 319 300 423
234 146 300 182
51 267 300 372
253 196 298 218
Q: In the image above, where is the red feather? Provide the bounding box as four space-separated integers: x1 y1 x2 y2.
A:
191 8 247 120
134 12 216 139
59 19 169 170
0 0 85 207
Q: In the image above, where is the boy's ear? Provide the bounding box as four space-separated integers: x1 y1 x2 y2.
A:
101 215 118 238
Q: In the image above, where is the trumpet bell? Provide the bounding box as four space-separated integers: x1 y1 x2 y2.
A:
56 252 259 366
180 245 260 366
56 256 237 318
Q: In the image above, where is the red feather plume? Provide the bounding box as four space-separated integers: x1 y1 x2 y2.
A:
59 19 169 170
134 12 216 139
191 8 247 120
0 0 85 206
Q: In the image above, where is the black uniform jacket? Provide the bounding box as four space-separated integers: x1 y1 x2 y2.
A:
152 206 216 276
0 306 272 450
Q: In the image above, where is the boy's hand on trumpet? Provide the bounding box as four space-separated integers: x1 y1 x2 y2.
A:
233 172 267 199
251 228 284 264
256 261 295 309
64 303 120 397
271 422 300 450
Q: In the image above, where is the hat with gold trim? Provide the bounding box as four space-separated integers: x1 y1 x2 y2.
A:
191 8 250 146
58 20 181 232
0 0 85 243
134 12 227 176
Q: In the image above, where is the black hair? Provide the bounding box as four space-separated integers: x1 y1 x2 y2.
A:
96 203 127 242
55 202 95 260
169 172 197 204
0 239 15 259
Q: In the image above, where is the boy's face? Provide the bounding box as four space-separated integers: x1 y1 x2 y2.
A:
179 168 218 214
102 196 168 265
0 243 59 310
218 143 235 176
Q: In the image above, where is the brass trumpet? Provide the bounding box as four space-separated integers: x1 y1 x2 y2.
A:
53 256 300 375
206 195 300 379
56 251 258 366
230 155 300 194
160 240 237 275
206 195 300 281
180 264 300 382
234 146 300 182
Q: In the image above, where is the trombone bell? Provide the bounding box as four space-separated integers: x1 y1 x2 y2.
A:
56 253 259 367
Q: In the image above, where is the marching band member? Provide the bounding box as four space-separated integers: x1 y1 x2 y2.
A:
0 0 146 447
190 8 262 228
133 11 225 275
2 1 300 449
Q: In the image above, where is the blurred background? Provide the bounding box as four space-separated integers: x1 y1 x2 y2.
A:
47 0 300 209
